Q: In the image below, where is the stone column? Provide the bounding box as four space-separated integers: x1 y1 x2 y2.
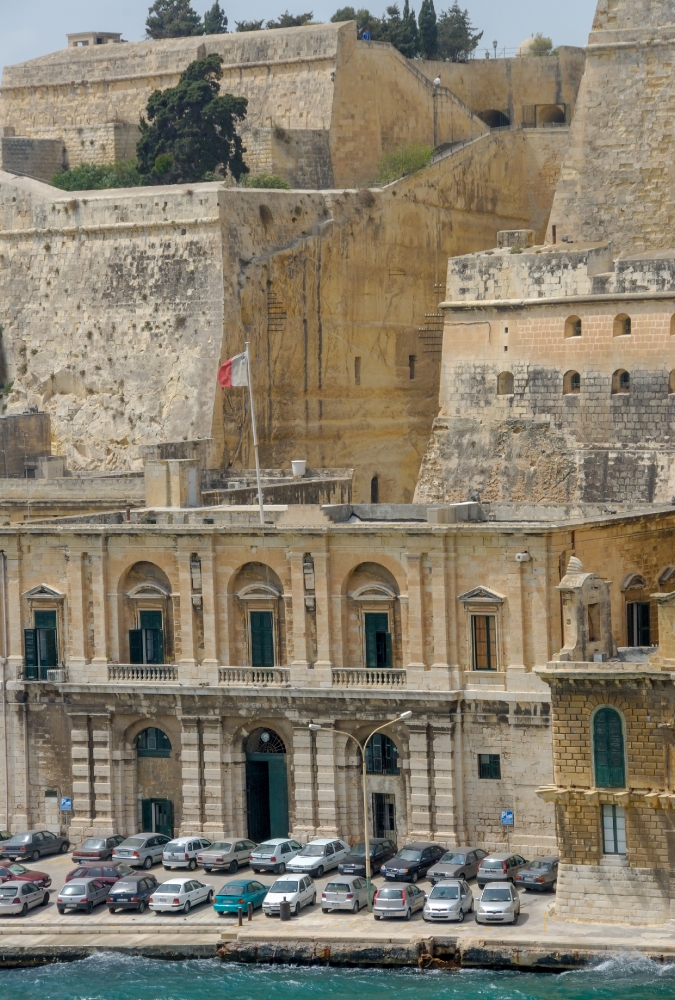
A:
289 550 310 684
5 541 23 678
179 716 202 834
91 713 115 836
7 699 29 831
506 538 526 670
69 712 93 843
430 544 452 690
430 721 457 841
290 724 315 841
406 551 426 687
408 722 433 839
89 542 108 678
200 543 219 684
177 546 197 682
312 546 332 686
315 723 338 836
202 718 226 839
66 548 86 675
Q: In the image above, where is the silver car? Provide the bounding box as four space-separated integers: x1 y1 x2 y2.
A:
373 881 426 920
476 882 521 925
423 879 474 922
0 880 49 916
250 838 303 874
427 847 487 884
197 838 257 873
321 875 369 913
112 833 171 869
162 836 212 870
56 877 109 914
476 852 528 887
515 855 559 892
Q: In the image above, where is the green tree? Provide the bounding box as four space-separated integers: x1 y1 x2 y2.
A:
418 0 437 58
436 2 482 61
235 19 265 30
51 160 143 191
146 0 203 38
204 0 228 33
529 32 553 56
266 11 314 27
136 54 249 183
381 2 418 58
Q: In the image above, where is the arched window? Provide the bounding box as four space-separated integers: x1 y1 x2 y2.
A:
565 316 582 338
247 727 286 754
593 707 625 788
370 475 379 503
365 733 400 775
613 314 631 337
563 370 581 394
497 371 514 395
669 370 675 394
137 727 171 758
612 369 630 394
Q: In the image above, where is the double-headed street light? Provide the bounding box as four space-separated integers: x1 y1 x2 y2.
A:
308 710 412 909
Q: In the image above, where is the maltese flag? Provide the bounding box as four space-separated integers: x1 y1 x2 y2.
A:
217 351 249 387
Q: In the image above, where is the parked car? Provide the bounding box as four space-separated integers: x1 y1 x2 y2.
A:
112 834 171 869
373 882 426 920
1 830 70 862
148 877 214 914
0 862 51 889
250 838 302 874
427 847 488 884
321 875 369 913
197 839 257 874
65 862 134 886
71 836 125 862
476 882 521 924
162 837 212 871
213 879 268 915
287 838 350 878
515 856 559 892
338 838 397 877
380 842 446 883
262 875 316 916
107 873 159 913
423 879 474 922
0 880 49 916
56 877 109 914
477 853 528 888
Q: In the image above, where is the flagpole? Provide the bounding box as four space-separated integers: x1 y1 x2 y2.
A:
245 342 265 527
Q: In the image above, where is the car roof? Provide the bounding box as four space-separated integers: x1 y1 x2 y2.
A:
327 873 361 881
377 881 411 888
430 877 465 884
482 853 513 860
0 879 36 887
441 846 480 853
223 878 258 886
526 855 559 863
255 838 290 846
481 880 514 887
161 876 198 884
166 837 196 843
111 872 147 880
398 841 438 850
63 878 100 885
305 838 342 845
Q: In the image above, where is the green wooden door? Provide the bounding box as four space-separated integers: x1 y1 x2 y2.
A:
250 611 274 667
365 613 392 668
594 707 626 788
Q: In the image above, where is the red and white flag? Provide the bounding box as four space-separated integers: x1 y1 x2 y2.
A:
217 351 249 387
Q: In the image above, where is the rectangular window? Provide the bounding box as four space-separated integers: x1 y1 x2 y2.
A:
602 804 626 855
24 610 58 679
471 614 497 670
130 611 164 665
354 357 361 385
408 355 416 380
364 612 392 668
587 603 600 642
478 754 501 779
626 601 650 646
250 610 274 667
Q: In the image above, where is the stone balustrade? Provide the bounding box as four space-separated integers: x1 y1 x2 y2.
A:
107 664 178 682
218 667 290 686
331 668 407 688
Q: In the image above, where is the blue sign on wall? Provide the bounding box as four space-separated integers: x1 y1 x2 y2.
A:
501 809 514 826
60 797 72 812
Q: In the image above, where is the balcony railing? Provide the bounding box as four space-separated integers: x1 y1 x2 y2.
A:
108 664 178 682
332 668 406 688
22 666 68 683
218 666 291 686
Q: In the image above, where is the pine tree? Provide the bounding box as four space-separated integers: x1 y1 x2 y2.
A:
146 0 203 39
436 2 482 61
381 3 418 58
266 11 314 28
204 1 228 34
418 0 437 59
330 7 382 39
235 19 265 30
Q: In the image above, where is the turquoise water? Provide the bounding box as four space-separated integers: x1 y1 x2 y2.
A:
1 953 674 1000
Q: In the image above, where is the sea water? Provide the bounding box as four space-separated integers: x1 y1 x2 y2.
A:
1 952 674 1000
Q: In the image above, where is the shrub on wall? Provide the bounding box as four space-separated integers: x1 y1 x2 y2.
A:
375 143 432 184
51 160 144 191
241 173 291 188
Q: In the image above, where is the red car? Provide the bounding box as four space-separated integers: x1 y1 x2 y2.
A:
0 862 51 889
71 836 125 863
65 862 134 886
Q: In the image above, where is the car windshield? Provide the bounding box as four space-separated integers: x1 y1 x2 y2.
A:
60 885 86 896
347 844 375 858
209 843 233 852
440 853 466 864
80 839 106 850
528 861 551 871
157 884 184 894
7 864 28 875
299 845 325 857
397 850 422 862
377 888 403 899
110 882 138 892
482 888 512 901
120 838 146 848
480 859 505 869
164 842 185 851
0 885 19 896
254 844 277 856
325 882 351 892
430 885 460 899
270 881 299 894
218 885 247 896
5 835 31 845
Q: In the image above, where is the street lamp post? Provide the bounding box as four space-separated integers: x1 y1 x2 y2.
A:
309 710 412 910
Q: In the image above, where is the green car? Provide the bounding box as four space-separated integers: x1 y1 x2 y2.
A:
213 879 268 915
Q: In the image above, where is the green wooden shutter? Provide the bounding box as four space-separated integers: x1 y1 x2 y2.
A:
35 611 57 629
251 612 274 667
42 628 58 667
384 631 393 668
154 629 164 665
365 613 389 668
140 611 162 630
594 707 626 788
141 799 153 832
24 629 37 678
638 602 651 646
129 629 143 664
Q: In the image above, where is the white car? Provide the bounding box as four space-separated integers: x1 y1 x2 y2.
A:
0 879 49 915
162 837 212 870
148 877 214 914
262 875 316 916
286 838 350 878
250 838 302 874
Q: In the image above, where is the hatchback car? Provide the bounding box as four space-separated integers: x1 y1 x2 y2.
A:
65 862 134 886
338 838 397 877
423 879 473 922
0 880 49 916
197 838 257 873
0 862 51 889
213 879 268 915
476 882 521 924
72 836 125 862
1 830 70 862
380 842 446 883
56 877 109 914
373 882 426 920
321 875 369 913
515 856 559 892
250 838 302 874
162 837 212 870
149 877 214 914
287 838 350 878
262 875 316 916
107 873 158 913
113 833 171 869
427 847 487 884
477 853 528 888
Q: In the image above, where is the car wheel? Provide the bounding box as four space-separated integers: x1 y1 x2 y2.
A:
188 859 197 871
352 900 359 914
143 857 152 870
229 860 238 874
40 891 50 906
405 908 412 921
411 872 418 884
60 842 69 854
457 908 464 923
20 902 28 916
374 914 381 920
252 868 260 874
57 906 65 915
322 908 329 914
86 901 93 915
469 900 474 913
265 911 272 917
310 894 316 906
550 880 557 892
316 866 324 878
276 862 286 874
183 900 191 914
513 912 519 925
294 902 300 916
138 901 146 914
207 890 214 903
31 850 40 862
204 868 212 873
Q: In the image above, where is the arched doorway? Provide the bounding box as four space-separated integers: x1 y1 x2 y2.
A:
245 727 289 842
137 726 175 837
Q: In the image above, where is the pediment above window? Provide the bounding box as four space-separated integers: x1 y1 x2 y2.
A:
350 583 397 601
458 586 504 604
22 584 64 600
237 583 281 600
127 582 171 599
621 572 646 591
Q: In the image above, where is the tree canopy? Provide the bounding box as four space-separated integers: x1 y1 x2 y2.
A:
204 1 228 34
146 0 204 38
266 11 314 27
329 1 482 60
529 33 553 56
417 0 437 58
136 54 249 183
235 19 265 31
436 2 482 61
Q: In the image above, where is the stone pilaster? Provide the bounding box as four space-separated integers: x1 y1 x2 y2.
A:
430 545 452 690
430 722 457 841
91 713 115 836
66 548 86 674
289 550 310 683
5 542 23 678
290 724 315 841
406 551 426 687
7 698 29 831
68 712 93 843
312 546 332 686
177 545 197 681
315 722 338 836
179 716 202 834
89 542 108 678
200 543 219 683
202 718 225 839
408 722 433 839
